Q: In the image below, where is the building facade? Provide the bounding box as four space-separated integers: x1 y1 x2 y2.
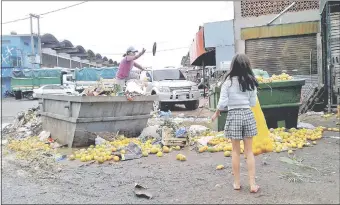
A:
1 35 40 96
320 0 340 106
233 0 320 100
1 33 117 96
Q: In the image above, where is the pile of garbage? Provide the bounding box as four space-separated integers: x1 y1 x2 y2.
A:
2 106 42 139
81 78 149 100
81 78 123 96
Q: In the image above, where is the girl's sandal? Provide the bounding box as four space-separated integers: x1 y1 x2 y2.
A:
250 185 260 193
233 184 241 190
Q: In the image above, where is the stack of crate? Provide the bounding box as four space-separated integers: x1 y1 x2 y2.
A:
161 126 188 147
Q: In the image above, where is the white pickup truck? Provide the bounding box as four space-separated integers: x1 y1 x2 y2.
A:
140 67 200 111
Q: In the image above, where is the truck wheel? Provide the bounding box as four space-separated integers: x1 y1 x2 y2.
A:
15 91 22 100
26 92 34 100
185 100 199 110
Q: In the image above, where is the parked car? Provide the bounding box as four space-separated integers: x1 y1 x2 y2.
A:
140 67 200 111
32 85 78 99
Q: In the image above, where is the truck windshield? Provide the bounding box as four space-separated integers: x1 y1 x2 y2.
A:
153 69 186 81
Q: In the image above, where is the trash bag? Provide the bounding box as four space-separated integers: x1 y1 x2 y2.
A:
121 142 142 161
175 127 187 138
139 125 161 143
251 97 271 150
95 136 107 145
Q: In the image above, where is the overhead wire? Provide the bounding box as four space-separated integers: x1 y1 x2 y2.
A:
2 1 88 25
101 46 190 56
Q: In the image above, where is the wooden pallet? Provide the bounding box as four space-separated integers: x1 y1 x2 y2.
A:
161 127 188 147
162 138 188 147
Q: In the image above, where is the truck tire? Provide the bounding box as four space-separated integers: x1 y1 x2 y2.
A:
185 100 199 110
26 92 34 100
15 91 22 100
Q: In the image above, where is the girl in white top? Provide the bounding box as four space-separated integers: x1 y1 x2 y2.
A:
212 53 260 193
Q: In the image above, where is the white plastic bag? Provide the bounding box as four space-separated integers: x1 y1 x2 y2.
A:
95 136 107 145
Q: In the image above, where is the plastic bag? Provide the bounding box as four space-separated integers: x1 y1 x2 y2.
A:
251 97 272 153
95 136 107 145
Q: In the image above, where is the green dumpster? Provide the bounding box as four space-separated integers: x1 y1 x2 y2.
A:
209 79 305 131
258 79 305 129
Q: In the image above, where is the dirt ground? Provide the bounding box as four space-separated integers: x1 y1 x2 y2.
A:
1 101 340 204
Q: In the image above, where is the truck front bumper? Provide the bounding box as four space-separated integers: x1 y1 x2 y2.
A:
158 90 200 103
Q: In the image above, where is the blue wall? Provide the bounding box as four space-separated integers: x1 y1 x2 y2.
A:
1 35 40 96
203 20 235 70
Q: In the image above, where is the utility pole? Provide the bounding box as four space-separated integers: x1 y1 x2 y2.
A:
37 14 42 65
29 14 35 56
29 14 42 67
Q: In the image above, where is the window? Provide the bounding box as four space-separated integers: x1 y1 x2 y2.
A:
1 40 11 44
152 69 186 81
10 56 22 67
52 85 64 90
42 85 54 90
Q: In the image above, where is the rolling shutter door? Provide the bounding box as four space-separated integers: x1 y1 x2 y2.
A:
245 35 317 75
330 12 340 94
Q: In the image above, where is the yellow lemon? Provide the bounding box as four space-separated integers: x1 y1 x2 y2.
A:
216 165 224 170
113 156 120 162
156 152 163 157
224 151 231 157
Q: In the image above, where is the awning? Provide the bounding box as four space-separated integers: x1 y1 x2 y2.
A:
189 27 216 66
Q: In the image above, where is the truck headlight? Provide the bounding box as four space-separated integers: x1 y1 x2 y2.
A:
191 85 199 91
159 86 171 93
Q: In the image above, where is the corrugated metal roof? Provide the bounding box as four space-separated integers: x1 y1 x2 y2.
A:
241 21 320 40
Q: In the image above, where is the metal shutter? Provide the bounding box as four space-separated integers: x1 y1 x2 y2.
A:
330 12 340 94
245 35 317 75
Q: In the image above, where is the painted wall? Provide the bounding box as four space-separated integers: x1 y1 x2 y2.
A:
1 35 40 96
233 1 320 53
1 35 40 69
203 20 235 70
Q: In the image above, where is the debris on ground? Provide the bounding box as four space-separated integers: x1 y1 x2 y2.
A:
38 131 50 141
139 125 161 143
297 122 315 129
134 183 153 199
2 106 42 139
120 142 143 161
175 127 187 138
188 125 209 136
95 136 107 145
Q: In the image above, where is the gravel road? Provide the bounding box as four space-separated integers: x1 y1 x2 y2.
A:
1 98 339 204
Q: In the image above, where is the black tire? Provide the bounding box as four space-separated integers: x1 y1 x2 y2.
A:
15 91 22 100
26 92 34 100
185 100 199 110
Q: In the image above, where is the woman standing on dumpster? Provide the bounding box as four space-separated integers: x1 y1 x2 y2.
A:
116 46 146 88
211 53 260 193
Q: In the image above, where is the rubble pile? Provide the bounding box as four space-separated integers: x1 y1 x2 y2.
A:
2 106 42 139
81 78 123 96
81 78 149 100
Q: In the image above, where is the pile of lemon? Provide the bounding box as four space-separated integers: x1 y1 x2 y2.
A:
7 136 52 153
193 126 330 156
256 73 293 83
68 136 184 164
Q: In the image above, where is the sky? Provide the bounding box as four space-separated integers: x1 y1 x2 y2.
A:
2 1 234 68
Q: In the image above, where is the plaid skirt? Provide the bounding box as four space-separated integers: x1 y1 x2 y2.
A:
224 108 257 140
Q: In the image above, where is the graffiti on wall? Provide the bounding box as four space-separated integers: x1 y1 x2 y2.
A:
1 46 15 65
1 45 24 68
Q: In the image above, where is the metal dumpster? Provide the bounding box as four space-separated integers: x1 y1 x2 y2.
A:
38 94 158 147
209 79 305 131
258 79 305 129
